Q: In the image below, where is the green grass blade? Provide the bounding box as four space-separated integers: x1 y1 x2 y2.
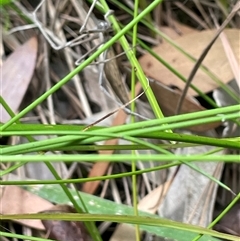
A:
7 184 237 241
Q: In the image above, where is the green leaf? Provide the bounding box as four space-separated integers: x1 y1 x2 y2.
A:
24 185 233 241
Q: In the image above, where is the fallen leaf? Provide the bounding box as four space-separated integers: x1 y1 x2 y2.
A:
139 29 240 96
41 205 92 241
0 186 53 230
26 182 225 241
149 22 218 132
148 79 221 132
0 37 38 122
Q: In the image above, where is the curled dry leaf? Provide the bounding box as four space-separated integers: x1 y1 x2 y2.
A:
41 205 92 241
0 37 38 122
139 29 240 96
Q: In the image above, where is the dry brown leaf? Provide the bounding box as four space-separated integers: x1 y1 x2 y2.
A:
149 79 221 132
139 29 240 96
0 37 38 122
41 205 92 241
0 186 53 230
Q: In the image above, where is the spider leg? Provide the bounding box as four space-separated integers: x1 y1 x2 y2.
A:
98 50 118 103
79 0 99 34
66 33 99 48
32 0 66 50
104 9 115 24
98 49 149 120
75 42 103 65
